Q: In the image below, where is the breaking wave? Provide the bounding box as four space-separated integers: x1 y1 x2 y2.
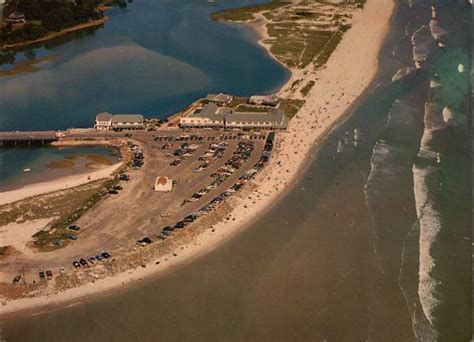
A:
412 160 442 329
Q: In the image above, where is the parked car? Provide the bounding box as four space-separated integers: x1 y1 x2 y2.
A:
64 233 78 240
119 173 130 181
108 189 119 194
73 261 81 269
79 258 88 267
67 225 80 231
46 270 53 280
39 271 45 280
102 252 111 259
13 275 21 284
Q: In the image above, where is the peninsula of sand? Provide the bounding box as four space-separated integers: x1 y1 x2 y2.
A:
0 0 394 316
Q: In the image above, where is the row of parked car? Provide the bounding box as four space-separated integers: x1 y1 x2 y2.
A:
131 145 144 169
182 142 255 206
169 143 199 166
192 142 228 172
141 136 270 244
134 134 273 251
150 136 277 245
72 252 111 269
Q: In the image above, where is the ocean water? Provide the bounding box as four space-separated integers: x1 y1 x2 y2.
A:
0 0 289 131
0 0 471 341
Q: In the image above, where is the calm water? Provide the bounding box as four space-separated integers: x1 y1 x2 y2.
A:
0 146 120 191
0 0 288 131
0 1 471 341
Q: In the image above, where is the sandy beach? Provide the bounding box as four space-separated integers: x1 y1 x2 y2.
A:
0 163 121 207
0 0 394 317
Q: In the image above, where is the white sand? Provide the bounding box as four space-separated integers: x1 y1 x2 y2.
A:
0 0 394 316
0 218 54 250
0 163 121 206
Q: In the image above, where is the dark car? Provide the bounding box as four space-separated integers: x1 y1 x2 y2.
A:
64 233 78 240
102 252 111 259
113 185 123 190
175 222 185 229
162 226 174 232
88 257 96 264
39 271 45 280
79 258 88 267
119 174 130 181
46 270 53 280
13 275 21 284
73 261 81 269
67 225 80 231
142 237 153 244
108 189 119 194
95 254 104 261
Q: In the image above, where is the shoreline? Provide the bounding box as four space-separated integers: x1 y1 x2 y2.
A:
0 139 126 206
0 17 108 51
0 0 395 318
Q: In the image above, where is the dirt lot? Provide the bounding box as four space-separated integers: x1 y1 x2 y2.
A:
0 130 269 285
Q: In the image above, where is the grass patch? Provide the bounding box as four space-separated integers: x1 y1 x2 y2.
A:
33 177 119 250
314 31 344 68
0 178 115 251
211 1 289 22
300 80 315 97
228 96 249 108
279 99 305 118
235 105 269 113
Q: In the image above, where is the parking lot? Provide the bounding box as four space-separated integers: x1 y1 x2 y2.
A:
4 130 272 279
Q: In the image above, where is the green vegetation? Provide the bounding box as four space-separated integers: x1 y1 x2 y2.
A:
0 176 119 251
0 0 130 47
211 0 289 22
228 96 249 108
33 177 119 250
300 80 315 97
212 1 355 70
235 105 269 113
313 31 343 68
279 99 305 118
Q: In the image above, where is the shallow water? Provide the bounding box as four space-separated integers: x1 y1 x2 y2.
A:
0 146 119 191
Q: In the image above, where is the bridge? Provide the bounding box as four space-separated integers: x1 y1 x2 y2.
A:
0 131 58 147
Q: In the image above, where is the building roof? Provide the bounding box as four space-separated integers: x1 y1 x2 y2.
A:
227 109 286 124
156 177 168 185
205 93 233 103
250 94 279 103
154 176 173 191
111 114 144 123
96 112 113 121
189 104 285 124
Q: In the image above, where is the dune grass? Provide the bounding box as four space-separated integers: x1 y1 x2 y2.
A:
211 1 289 22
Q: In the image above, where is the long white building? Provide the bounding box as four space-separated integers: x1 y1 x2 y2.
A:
95 112 144 130
179 103 288 130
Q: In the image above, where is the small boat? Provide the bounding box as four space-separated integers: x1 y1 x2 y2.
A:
23 168 31 172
